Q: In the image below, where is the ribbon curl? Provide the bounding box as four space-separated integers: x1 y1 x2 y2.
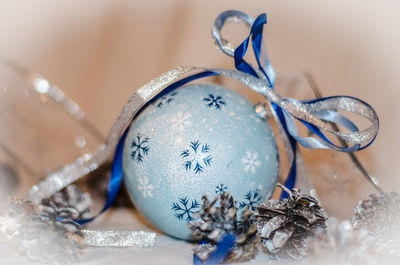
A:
212 10 379 198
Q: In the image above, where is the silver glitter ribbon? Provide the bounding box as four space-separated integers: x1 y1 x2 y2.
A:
80 230 156 248
25 66 378 201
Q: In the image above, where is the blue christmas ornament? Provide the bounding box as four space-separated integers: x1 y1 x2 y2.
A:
122 84 279 240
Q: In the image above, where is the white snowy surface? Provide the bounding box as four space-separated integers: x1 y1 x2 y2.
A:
0 207 290 265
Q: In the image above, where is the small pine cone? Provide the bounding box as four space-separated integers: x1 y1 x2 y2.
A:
50 184 93 219
307 218 378 265
188 192 260 263
1 198 83 264
36 185 92 238
256 184 328 259
353 192 400 234
37 199 83 236
352 192 400 257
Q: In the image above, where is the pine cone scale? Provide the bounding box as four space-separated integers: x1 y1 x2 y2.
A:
188 192 259 263
256 187 327 259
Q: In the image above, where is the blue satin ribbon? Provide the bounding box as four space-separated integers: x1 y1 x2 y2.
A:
212 10 296 198
75 129 128 225
229 11 294 198
193 235 236 265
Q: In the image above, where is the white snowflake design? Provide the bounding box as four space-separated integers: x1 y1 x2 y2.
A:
169 111 192 132
137 176 154 198
181 141 212 174
241 150 261 174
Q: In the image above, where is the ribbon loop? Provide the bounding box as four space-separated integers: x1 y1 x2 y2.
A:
211 10 379 199
206 68 378 153
212 10 254 57
213 10 276 87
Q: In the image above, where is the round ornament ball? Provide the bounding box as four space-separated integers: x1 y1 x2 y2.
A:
123 84 279 240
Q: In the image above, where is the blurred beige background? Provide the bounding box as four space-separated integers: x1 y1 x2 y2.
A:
0 0 399 196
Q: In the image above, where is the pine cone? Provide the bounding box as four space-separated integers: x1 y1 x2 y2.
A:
307 218 377 265
256 184 327 259
49 184 93 219
353 192 400 234
352 192 400 257
0 198 83 264
188 192 260 263
37 199 83 236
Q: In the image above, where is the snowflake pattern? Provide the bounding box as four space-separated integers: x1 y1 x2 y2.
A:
241 150 261 174
171 197 201 222
249 181 263 191
130 133 150 163
238 189 262 211
215 183 228 195
156 91 178 108
170 111 192 132
137 176 154 198
181 141 212 174
203 94 226 110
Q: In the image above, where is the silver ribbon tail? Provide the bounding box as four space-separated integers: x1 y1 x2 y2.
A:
79 230 156 248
